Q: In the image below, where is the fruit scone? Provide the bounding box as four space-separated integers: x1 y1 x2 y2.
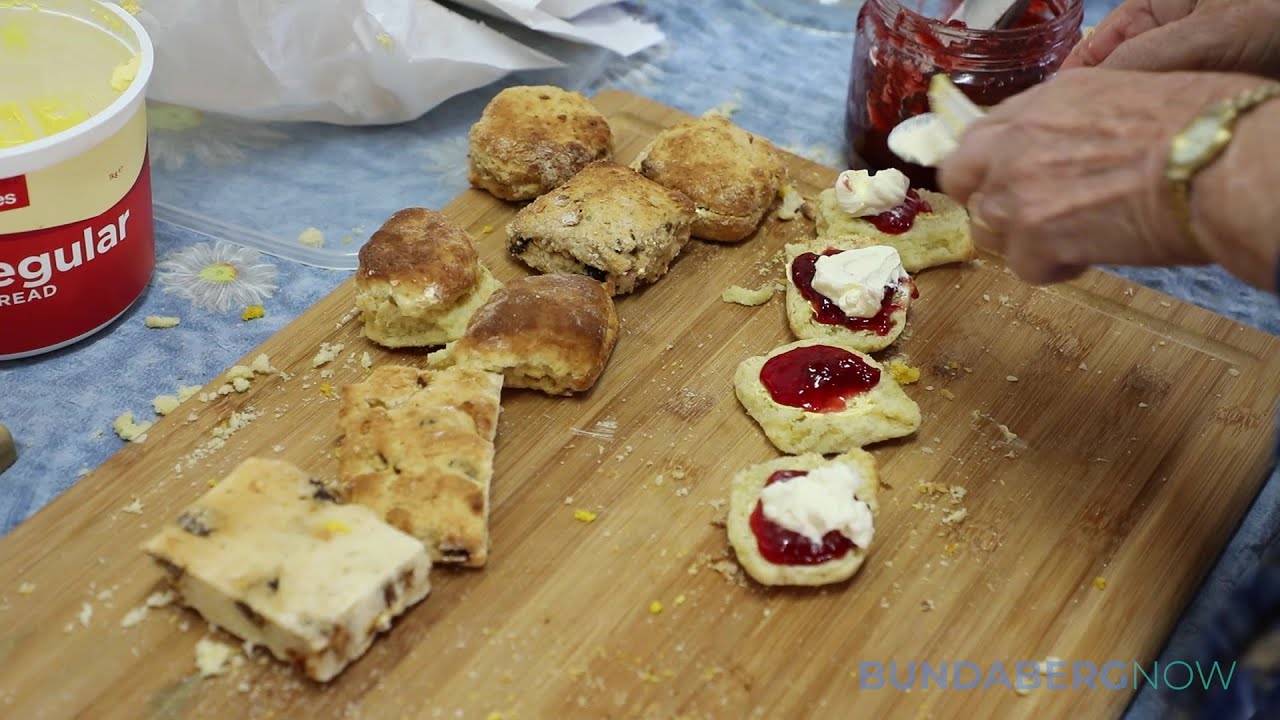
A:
815 168 974 272
334 364 503 568
784 242 915 353
727 451 879 586
142 458 432 682
428 273 619 396
356 208 501 348
633 113 786 243
735 339 921 454
507 161 695 295
469 85 613 201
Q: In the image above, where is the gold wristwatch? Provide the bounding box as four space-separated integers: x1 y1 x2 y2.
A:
1167 83 1280 250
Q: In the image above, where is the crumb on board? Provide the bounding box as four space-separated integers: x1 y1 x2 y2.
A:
1006 375 1019 383
674 594 686 605
121 498 144 515
1094 576 1107 591
941 508 968 525
240 305 265 321
776 184 806 220
297 227 325 248
940 388 956 401
146 590 175 608
153 394 180 416
721 283 775 306
648 600 663 615
573 509 597 524
312 342 345 368
112 412 151 443
195 637 236 677
143 316 180 329
120 604 149 628
887 359 921 385
360 351 373 369
18 582 35 595
79 602 93 627
1228 368 1241 377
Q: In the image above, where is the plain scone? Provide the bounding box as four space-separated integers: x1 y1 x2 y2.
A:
468 85 612 201
507 161 695 295
356 208 501 348
814 188 975 272
784 241 912 353
336 365 503 568
430 274 619 395
727 451 879 586
734 339 921 454
633 114 786 243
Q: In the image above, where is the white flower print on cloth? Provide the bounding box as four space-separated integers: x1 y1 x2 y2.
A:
147 103 290 173
156 241 278 312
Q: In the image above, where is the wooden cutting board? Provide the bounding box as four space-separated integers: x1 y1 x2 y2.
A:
2 91 1278 720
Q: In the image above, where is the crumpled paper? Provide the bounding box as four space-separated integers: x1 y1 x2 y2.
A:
118 0 663 125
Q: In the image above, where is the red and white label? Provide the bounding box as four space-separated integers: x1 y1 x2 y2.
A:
0 158 153 357
0 176 31 212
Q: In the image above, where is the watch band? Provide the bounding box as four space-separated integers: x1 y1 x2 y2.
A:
1166 83 1280 253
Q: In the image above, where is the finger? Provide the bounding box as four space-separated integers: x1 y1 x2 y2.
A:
965 191 1012 257
937 120 1007 207
1103 6 1254 73
1005 239 1086 285
1062 0 1195 68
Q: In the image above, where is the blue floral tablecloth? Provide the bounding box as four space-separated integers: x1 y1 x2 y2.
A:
3 1 1279 717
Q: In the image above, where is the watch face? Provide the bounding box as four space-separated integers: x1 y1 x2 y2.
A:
1172 114 1232 166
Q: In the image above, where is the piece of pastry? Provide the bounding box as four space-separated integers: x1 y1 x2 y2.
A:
727 451 879 586
814 169 975 272
336 365 503 567
141 458 432 682
355 208 501 348
784 242 915 353
632 114 786 243
468 85 612 201
434 274 619 395
506 161 695 295
734 338 921 454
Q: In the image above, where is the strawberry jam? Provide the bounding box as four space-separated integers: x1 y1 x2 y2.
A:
866 189 932 234
759 344 881 413
750 470 856 565
790 248 914 335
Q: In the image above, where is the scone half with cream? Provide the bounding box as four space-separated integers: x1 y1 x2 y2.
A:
507 161 695 295
356 208 501 348
815 169 974 272
784 242 915 353
728 451 879 586
633 114 786 243
734 339 921 454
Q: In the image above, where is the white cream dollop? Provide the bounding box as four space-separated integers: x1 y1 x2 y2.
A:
811 245 908 318
760 463 874 548
834 168 910 217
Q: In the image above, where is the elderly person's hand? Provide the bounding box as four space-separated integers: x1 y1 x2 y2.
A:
937 68 1280 289
1063 0 1280 78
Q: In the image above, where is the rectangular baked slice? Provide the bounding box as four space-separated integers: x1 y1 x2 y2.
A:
141 458 432 682
337 365 503 567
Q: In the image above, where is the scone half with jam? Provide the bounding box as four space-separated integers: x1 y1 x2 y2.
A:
814 168 974 272
784 241 915 353
728 451 880 586
734 339 921 454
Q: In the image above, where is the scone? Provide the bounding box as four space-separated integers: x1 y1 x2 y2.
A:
815 187 975 272
468 85 612 201
356 208 501 348
507 161 695 295
734 339 921 454
633 114 786 243
336 365 503 567
727 451 879 587
434 274 619 395
784 242 914 353
141 458 432 682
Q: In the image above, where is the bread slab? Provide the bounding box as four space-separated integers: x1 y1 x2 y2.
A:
468 85 612 201
337 365 503 567
734 339 921 454
727 451 879 586
814 188 975 272
141 458 432 682
783 241 912 353
507 161 695 295
633 114 786 243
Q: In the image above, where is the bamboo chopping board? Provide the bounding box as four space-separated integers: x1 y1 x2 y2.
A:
2 91 1278 720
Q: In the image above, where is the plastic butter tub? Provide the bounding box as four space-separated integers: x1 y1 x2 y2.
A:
0 0 154 360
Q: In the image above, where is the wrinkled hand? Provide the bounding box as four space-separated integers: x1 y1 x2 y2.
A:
1063 0 1280 78
937 68 1258 284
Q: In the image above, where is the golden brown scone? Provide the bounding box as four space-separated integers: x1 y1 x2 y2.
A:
727 451 879 587
507 161 695 295
734 339 921 454
783 242 913 353
438 274 619 395
814 188 975 272
355 208 500 348
336 365 503 567
468 85 612 201
633 114 786 243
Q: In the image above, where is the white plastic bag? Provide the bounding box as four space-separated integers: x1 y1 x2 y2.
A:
119 0 662 125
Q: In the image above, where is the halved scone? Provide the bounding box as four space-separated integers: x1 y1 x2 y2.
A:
814 187 974 272
728 451 879 586
734 339 921 454
784 242 914 353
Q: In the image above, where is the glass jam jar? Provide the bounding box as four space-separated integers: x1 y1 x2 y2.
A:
846 0 1083 189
